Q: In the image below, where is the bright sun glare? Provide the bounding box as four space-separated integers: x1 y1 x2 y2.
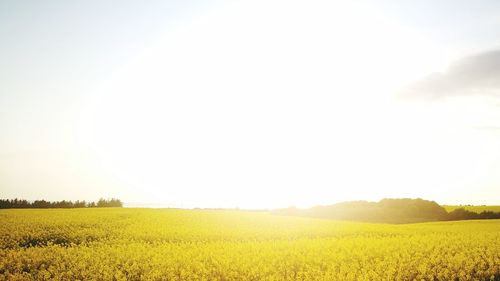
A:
79 0 471 208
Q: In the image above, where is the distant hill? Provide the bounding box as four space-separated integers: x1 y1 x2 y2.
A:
272 198 500 224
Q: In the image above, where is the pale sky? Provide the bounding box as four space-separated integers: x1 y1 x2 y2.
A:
1 0 500 208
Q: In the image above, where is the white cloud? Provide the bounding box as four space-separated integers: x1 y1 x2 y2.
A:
403 48 500 99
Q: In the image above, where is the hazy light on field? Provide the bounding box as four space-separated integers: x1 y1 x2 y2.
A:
1 0 500 208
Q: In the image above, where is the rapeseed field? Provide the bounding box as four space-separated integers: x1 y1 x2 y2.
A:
1 208 499 280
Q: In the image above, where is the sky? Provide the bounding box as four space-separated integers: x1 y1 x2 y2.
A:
1 0 500 208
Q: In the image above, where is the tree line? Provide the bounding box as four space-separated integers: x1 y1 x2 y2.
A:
447 208 500 220
0 198 123 209
272 198 500 224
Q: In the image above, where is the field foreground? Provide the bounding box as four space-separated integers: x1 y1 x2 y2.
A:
0 208 499 280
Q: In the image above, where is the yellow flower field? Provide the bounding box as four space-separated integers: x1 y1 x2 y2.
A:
0 208 499 280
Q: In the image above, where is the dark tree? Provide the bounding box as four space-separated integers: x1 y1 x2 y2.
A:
0 198 123 209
